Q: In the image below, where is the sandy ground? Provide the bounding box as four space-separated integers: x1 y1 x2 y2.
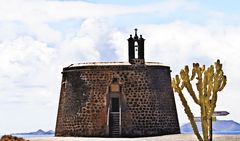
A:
28 134 240 141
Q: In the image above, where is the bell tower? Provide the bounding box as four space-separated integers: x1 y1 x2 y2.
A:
128 29 145 64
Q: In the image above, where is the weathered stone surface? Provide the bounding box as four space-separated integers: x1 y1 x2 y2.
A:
55 63 180 137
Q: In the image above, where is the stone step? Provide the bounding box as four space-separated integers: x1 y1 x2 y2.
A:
109 112 120 137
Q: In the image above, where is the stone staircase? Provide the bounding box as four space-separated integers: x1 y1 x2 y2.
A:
110 112 120 137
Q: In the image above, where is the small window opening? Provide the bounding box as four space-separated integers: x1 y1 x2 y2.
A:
134 41 138 59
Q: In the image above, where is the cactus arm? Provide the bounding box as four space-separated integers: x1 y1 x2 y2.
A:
194 65 209 141
178 91 203 141
191 64 196 80
206 66 214 100
218 75 227 91
180 66 200 105
172 77 203 141
209 61 227 117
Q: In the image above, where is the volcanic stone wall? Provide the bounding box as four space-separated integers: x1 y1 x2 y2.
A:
55 64 180 137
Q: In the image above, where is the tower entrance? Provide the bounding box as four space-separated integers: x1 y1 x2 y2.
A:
107 79 122 137
111 97 119 112
109 97 120 137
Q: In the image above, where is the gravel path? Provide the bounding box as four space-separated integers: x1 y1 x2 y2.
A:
28 134 240 141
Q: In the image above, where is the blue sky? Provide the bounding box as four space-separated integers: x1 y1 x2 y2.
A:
0 0 240 134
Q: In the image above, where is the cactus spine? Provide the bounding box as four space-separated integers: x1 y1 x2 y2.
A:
172 60 227 141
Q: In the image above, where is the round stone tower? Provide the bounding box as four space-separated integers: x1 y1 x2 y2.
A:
55 29 180 137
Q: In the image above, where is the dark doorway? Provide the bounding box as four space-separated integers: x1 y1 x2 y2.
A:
111 97 119 112
109 97 121 137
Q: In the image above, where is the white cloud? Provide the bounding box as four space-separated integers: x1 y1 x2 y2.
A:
59 36 100 66
0 18 111 133
0 36 59 133
25 22 62 43
58 18 116 66
0 0 197 22
109 31 128 61
0 36 55 86
0 0 199 46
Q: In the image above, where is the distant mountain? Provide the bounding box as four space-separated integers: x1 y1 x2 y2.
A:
45 130 55 134
181 120 240 133
12 129 55 135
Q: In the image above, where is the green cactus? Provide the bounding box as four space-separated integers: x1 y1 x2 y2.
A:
172 60 227 141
